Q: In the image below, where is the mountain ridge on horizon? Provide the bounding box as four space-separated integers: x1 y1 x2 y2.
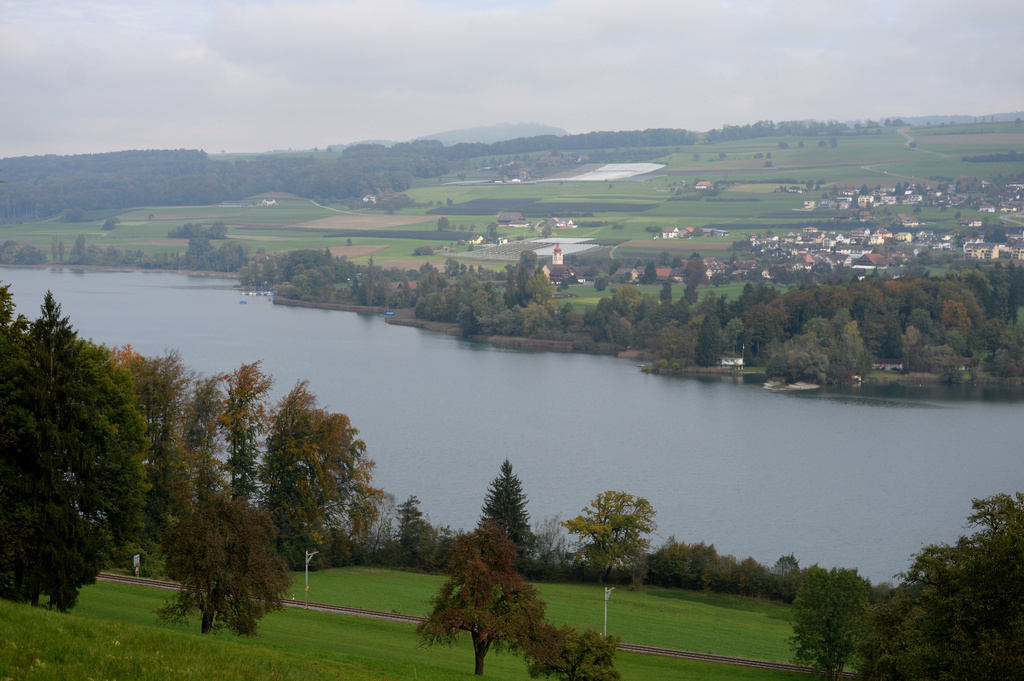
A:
327 122 569 151
314 112 1024 155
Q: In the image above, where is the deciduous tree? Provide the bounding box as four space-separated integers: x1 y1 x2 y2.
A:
563 491 656 583
220 361 273 500
261 381 382 567
789 565 869 681
418 523 549 676
859 493 1024 681
526 625 622 681
158 490 289 635
182 374 226 494
112 348 191 545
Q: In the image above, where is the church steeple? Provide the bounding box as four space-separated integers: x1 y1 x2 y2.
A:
552 242 563 265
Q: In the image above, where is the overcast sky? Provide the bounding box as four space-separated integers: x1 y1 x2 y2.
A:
2 0 1022 157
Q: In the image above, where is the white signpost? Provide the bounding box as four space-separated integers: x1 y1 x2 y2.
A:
133 554 140 577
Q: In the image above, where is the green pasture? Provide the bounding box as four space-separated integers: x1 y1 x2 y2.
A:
910 121 1024 136
7 122 1022 272
294 566 793 661
0 578 805 681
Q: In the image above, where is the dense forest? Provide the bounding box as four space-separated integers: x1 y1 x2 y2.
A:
259 246 1024 383
0 148 419 222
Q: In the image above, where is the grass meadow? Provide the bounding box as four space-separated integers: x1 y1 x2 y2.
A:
0 570 805 681
293 566 794 661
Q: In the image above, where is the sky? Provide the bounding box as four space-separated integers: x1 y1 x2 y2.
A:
2 0 1023 157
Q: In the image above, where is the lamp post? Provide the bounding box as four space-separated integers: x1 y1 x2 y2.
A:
604 586 615 637
305 550 318 609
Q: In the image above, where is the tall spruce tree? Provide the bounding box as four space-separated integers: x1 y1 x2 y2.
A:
694 313 722 367
480 459 533 549
3 292 147 610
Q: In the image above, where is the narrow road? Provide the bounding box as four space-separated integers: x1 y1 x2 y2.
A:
861 128 948 180
307 198 366 215
896 127 948 158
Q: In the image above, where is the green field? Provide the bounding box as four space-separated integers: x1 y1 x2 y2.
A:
5 123 1020 275
294 566 794 661
0 571 804 681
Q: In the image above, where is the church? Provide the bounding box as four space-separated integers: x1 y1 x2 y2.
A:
541 243 576 284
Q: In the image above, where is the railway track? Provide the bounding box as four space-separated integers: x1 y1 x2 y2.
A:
616 643 856 678
97 573 853 677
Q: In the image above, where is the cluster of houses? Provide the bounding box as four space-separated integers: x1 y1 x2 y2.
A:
803 181 1024 215
661 226 729 239
608 257 731 285
962 239 1024 260
497 212 578 230
744 225 1024 281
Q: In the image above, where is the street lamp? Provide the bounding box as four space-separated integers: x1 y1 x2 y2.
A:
604 586 615 637
305 550 318 609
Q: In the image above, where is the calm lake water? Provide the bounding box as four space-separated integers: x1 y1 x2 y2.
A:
4 266 1023 583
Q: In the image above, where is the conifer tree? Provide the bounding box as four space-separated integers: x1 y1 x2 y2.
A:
3 292 147 610
480 459 533 549
694 313 722 367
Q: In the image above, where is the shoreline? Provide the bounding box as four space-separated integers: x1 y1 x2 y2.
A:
7 266 1024 388
0 263 237 279
274 299 577 351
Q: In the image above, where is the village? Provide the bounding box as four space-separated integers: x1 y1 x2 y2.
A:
459 177 1024 288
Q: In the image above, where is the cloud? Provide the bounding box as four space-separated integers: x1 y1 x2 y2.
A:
1 0 1022 156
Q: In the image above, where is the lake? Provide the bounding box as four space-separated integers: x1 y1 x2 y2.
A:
4 266 1022 583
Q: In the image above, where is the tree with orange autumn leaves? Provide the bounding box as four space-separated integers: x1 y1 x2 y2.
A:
111 348 382 571
262 380 383 568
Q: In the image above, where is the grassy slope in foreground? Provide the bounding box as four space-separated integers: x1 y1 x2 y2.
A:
0 585 805 681
294 566 794 662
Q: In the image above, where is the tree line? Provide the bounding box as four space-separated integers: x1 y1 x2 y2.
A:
2 231 254 273
0 149 417 222
0 283 381 621
787 493 1024 681
265 247 1024 383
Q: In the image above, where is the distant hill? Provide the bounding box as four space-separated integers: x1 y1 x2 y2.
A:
417 123 567 146
327 139 397 152
326 125 567 152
